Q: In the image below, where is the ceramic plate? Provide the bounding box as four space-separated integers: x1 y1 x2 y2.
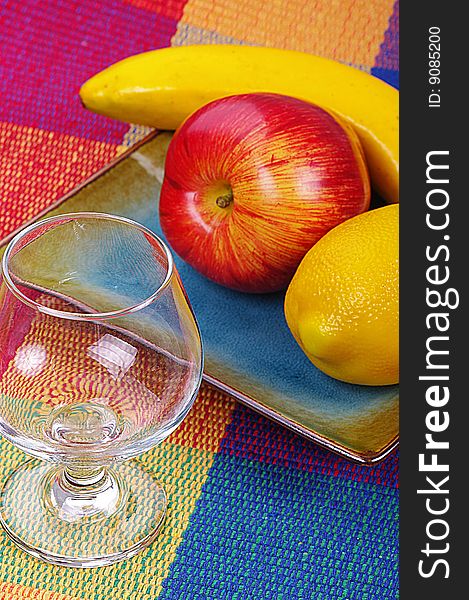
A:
0 132 398 464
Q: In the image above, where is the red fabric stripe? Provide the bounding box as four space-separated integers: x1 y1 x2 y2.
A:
123 0 189 21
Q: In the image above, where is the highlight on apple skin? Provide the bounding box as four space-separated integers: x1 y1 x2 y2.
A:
159 93 371 293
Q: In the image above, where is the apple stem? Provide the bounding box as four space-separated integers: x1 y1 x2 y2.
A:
216 191 233 209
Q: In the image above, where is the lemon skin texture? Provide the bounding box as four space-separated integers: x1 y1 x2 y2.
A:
284 205 399 386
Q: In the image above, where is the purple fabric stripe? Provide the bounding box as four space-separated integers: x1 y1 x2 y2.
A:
374 0 399 71
219 403 399 487
0 0 178 143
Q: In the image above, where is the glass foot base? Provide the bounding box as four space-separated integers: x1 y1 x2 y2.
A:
0 459 166 568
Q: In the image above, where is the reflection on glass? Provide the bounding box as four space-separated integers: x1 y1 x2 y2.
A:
0 213 203 567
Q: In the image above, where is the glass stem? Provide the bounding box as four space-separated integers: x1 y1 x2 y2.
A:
49 465 122 523
63 465 108 488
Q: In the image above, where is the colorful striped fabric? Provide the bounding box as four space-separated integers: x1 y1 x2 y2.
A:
0 0 399 598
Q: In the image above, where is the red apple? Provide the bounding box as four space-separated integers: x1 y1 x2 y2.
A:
160 93 370 293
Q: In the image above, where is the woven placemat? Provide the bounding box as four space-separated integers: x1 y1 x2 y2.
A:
0 0 399 598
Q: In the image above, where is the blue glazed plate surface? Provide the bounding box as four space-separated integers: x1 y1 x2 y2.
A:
0 132 398 463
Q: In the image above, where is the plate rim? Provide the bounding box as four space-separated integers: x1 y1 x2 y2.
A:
0 130 399 465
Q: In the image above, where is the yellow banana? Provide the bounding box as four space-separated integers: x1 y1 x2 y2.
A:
80 45 399 203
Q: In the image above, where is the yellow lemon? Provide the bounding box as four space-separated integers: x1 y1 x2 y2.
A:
284 205 398 385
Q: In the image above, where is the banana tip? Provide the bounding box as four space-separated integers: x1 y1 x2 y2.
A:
79 79 94 110
78 90 87 109
79 75 109 112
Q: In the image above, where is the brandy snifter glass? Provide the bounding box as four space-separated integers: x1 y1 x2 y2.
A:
0 213 203 567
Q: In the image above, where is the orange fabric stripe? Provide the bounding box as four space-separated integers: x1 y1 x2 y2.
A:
0 122 120 241
0 582 81 600
177 0 394 67
167 385 236 452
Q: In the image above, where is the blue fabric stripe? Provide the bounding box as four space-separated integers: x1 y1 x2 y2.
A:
371 68 400 90
159 453 399 599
